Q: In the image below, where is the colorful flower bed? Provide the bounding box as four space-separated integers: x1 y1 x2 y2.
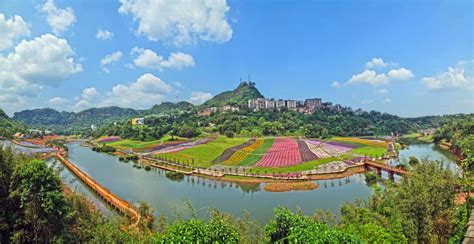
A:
238 138 275 166
256 138 302 167
296 139 318 161
224 139 264 165
332 137 388 148
98 136 121 143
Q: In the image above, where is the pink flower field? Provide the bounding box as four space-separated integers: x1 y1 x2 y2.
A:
256 138 302 167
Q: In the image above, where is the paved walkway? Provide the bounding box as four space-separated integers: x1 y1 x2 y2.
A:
464 209 474 244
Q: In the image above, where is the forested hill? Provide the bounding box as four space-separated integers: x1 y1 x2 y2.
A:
202 82 264 107
0 108 24 138
13 102 194 129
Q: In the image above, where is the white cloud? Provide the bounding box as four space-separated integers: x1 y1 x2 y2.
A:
40 0 76 34
189 91 212 105
0 13 30 51
348 70 388 85
48 96 68 105
387 68 414 80
331 80 341 88
131 47 194 70
81 87 99 100
96 29 113 40
374 88 389 95
365 58 387 69
0 34 82 95
100 51 123 66
422 61 473 91
119 0 233 46
99 73 172 108
74 99 92 111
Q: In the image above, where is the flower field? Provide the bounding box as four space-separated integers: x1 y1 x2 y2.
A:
256 138 302 167
155 137 249 167
223 139 264 165
332 137 388 148
97 136 121 143
238 138 275 166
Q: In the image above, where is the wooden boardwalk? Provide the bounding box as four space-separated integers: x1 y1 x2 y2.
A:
56 152 140 226
364 160 408 176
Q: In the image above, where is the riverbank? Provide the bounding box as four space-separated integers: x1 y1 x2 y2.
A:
264 182 319 192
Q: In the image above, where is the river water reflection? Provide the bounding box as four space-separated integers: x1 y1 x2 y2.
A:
59 142 457 222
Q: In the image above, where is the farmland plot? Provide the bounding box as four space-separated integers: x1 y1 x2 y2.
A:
256 138 302 167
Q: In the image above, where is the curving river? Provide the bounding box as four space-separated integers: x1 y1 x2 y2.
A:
54 142 458 223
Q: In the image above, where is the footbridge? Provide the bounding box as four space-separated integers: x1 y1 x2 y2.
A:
364 160 408 179
55 152 140 226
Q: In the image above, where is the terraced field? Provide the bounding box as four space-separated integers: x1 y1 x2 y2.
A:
238 138 274 166
222 139 263 165
256 138 302 167
213 139 256 163
156 137 249 167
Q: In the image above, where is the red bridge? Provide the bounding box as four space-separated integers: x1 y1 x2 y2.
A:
364 160 408 179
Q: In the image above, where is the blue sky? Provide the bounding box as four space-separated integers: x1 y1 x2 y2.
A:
0 0 472 117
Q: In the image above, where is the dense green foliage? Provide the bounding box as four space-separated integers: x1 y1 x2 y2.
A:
433 118 473 172
341 160 460 242
265 207 361 242
0 109 24 139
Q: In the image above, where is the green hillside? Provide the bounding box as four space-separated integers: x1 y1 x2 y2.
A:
202 82 264 107
0 108 24 138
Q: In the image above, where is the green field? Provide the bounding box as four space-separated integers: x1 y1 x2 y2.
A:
238 138 275 166
350 146 387 157
105 139 162 149
157 136 249 168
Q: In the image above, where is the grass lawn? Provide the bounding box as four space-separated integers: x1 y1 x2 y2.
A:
350 146 387 157
158 136 250 168
247 157 338 174
105 139 162 149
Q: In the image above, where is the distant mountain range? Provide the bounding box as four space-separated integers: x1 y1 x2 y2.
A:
11 83 264 128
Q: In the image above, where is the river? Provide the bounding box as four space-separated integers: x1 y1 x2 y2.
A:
56 142 457 223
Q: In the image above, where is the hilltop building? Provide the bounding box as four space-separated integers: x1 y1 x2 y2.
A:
248 97 324 114
131 118 144 125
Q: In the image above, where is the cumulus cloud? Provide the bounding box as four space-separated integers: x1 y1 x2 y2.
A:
387 68 414 80
40 0 76 34
331 80 341 88
343 58 413 86
96 29 113 40
0 13 30 51
99 73 172 108
422 61 473 91
365 58 387 69
189 91 213 105
48 96 68 105
348 70 388 85
131 47 194 70
0 34 82 95
81 87 99 100
119 0 233 46
374 88 389 95
100 51 122 73
74 99 92 111
101 51 122 66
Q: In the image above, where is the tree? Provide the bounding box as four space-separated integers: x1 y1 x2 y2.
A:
9 160 69 242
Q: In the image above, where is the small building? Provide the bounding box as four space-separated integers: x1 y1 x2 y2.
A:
131 118 145 125
286 100 297 108
276 99 286 108
265 99 276 109
13 132 25 139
